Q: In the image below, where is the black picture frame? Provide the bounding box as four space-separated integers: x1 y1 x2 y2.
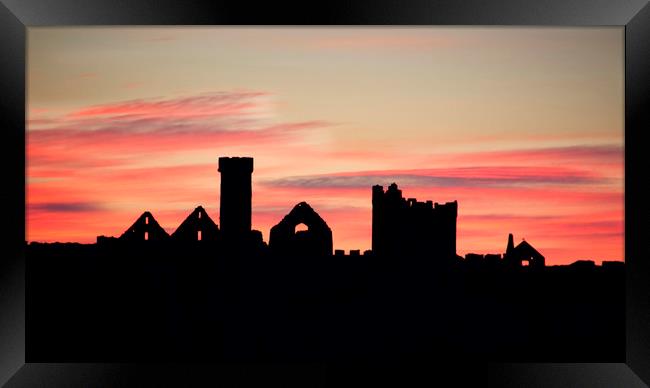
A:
1 1 649 386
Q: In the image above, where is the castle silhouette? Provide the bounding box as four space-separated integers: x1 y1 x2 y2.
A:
97 156 552 268
27 156 624 362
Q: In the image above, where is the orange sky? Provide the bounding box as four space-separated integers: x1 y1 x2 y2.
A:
27 28 624 264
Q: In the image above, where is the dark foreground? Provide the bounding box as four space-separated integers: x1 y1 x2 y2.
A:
27 242 624 362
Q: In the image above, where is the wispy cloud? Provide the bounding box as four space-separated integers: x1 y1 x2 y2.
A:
66 91 269 120
27 91 331 170
444 145 623 166
29 201 105 213
28 91 276 132
262 166 610 189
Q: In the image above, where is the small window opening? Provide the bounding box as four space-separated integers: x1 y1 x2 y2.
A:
198 212 201 219
198 230 202 241
295 223 308 233
522 260 530 266
145 216 149 224
144 231 149 241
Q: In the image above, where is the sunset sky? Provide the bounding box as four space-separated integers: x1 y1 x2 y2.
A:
27 27 624 264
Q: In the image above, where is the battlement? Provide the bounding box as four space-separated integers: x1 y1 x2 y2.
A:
372 183 457 259
218 157 254 173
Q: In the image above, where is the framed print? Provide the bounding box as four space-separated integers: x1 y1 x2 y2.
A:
1 1 649 387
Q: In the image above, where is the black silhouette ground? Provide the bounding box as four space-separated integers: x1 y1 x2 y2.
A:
26 241 623 362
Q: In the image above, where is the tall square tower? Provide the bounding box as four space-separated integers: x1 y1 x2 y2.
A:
218 157 254 237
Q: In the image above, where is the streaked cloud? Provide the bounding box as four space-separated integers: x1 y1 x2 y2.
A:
262 166 611 189
66 91 269 120
29 201 105 213
446 144 623 164
27 91 331 172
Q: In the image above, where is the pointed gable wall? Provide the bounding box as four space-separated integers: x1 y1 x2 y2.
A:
514 240 545 267
119 211 170 241
171 206 219 241
269 202 333 257
504 233 545 268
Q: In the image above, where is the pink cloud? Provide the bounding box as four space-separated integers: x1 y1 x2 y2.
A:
27 91 330 174
66 91 269 119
